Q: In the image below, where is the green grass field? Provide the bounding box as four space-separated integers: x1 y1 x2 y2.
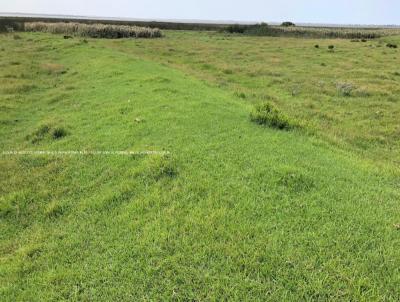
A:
1 31 400 301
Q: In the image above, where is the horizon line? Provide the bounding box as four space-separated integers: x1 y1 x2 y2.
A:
1 12 399 28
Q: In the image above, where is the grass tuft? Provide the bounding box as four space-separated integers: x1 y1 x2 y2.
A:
44 201 64 218
235 91 247 99
386 43 398 49
0 196 14 218
139 154 178 182
27 124 68 143
52 127 68 140
277 169 315 193
28 124 51 144
250 102 293 130
336 82 354 97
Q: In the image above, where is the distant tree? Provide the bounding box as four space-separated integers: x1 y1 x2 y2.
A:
281 21 296 27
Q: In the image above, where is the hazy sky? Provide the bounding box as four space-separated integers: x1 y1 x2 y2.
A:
1 0 399 25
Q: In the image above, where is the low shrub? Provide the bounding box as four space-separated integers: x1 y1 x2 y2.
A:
25 22 162 39
386 43 398 49
250 102 293 130
361 39 367 42
351 39 360 42
336 82 354 97
52 127 68 139
315 44 319 48
27 124 68 143
328 45 335 50
235 92 247 99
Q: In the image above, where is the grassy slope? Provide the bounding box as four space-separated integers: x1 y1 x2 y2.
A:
0 33 400 300
109 31 400 164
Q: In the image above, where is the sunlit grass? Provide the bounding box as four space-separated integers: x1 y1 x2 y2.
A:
1 32 400 301
112 31 400 164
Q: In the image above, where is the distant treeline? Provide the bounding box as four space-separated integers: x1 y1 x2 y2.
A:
0 19 24 32
225 23 400 39
2 16 400 39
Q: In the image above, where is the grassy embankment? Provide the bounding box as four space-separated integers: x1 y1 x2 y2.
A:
0 31 400 300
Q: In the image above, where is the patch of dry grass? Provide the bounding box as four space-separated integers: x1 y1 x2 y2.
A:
40 63 67 75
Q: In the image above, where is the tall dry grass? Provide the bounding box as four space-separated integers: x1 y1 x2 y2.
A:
25 22 162 38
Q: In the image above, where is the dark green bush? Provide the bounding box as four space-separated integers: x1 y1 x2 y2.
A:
235 92 246 99
386 43 398 49
315 44 319 48
0 19 24 33
328 45 335 50
52 127 68 139
281 21 296 27
250 102 293 130
226 24 248 34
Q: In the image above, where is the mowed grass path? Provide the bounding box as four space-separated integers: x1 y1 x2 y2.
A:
0 33 400 300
